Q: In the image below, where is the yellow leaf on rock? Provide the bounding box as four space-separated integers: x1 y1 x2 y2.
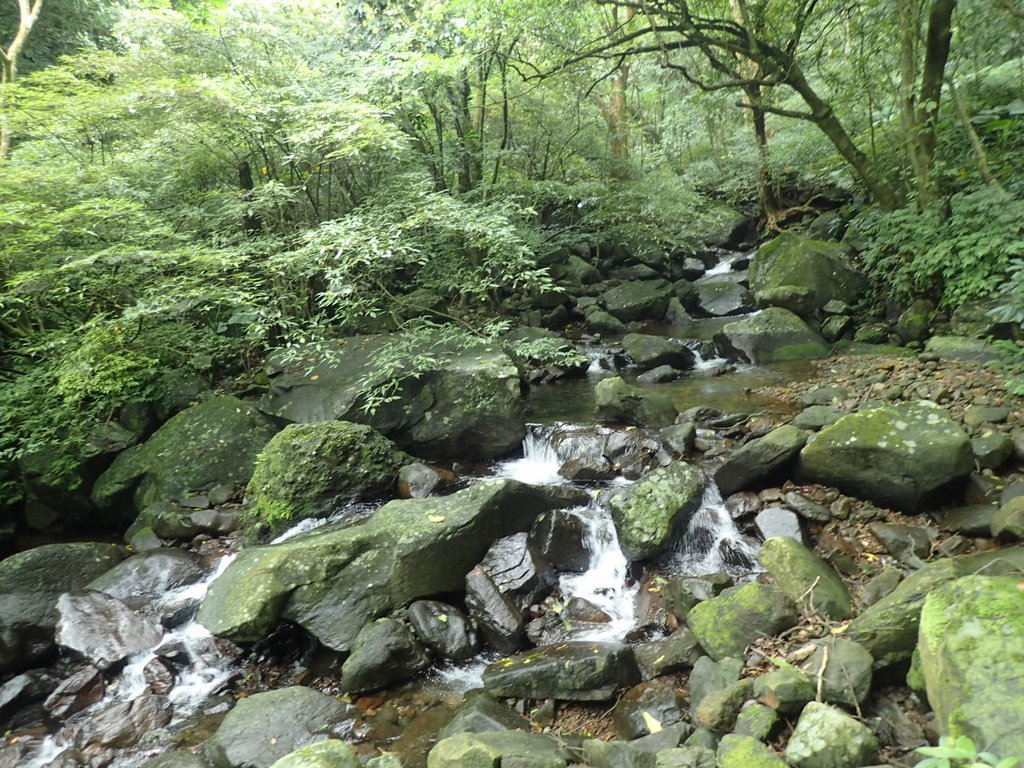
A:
428 515 445 523
641 711 663 733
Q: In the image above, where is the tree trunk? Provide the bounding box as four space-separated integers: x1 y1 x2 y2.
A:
1 0 45 160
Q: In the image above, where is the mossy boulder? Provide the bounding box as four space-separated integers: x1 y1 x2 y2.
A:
759 537 852 620
609 462 705 561
716 308 829 365
92 396 279 514
918 575 1024 756
600 280 673 323
242 422 409 538
693 282 754 317
428 732 570 768
269 740 360 768
482 642 640 701
716 735 788 768
258 334 524 460
924 335 1005 363
784 702 878 768
714 425 808 497
686 583 799 660
197 480 563 650
595 376 677 427
749 234 867 319
0 542 127 674
797 401 973 512
622 334 696 371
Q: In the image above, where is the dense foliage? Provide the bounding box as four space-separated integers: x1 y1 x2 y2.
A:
1 0 1023 509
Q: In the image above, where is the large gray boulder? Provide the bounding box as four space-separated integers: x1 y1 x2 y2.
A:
797 401 973 512
918 575 1024 756
258 334 524 459
759 537 852 620
622 334 696 371
428 732 570 768
197 480 562 650
749 234 867 319
784 702 878 768
86 549 207 611
716 308 829 365
482 642 640 701
609 462 705 561
0 542 127 674
92 396 279 514
55 592 163 670
714 425 808 496
694 282 754 317
595 377 677 427
241 421 409 538
600 280 674 322
686 583 799 660
340 618 431 693
269 741 360 768
204 687 355 768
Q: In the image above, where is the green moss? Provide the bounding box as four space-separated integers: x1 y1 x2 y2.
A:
686 583 799 660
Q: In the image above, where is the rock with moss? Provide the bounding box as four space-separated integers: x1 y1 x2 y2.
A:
686 583 799 660
258 334 524 460
716 308 829 365
92 396 279 515
991 496 1024 540
753 667 815 713
758 537 852 620
797 401 973 512
340 617 431 693
749 234 867 319
716 735 788 768
622 334 696 371
714 425 808 497
269 740 360 768
481 642 640 701
600 280 674 323
694 282 754 317
427 732 570 768
784 702 878 768
924 335 1005 363
197 480 563 649
918 575 1024 756
242 422 409 538
797 638 873 708
0 542 127 674
595 376 678 428
609 462 705 561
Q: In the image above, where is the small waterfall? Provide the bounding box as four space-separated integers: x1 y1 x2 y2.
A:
497 424 611 485
672 481 760 575
20 553 240 768
558 504 638 641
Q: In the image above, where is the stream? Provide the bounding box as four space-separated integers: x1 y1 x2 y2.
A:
14 318 810 768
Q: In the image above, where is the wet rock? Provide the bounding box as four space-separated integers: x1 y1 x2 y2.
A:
749 234 867 319
75 694 172 750
797 401 973 512
595 377 678 428
716 734 788 768
609 462 705 561
760 537 852 620
686 583 798 660
622 334 696 371
661 423 696 455
564 597 612 624
918 575 1024 756
407 601 478 661
724 492 761 520
0 669 58 723
341 618 432 693
55 592 163 670
482 642 640 701
198 480 560 650
992 496 1024 540
601 280 674 323
530 509 591 573
93 396 279 515
398 463 451 499
695 678 753 732
44 665 105 719
791 406 843 431
637 365 684 384
716 308 829 365
752 667 815 713
714 426 808 496
0 542 127 675
269 740 360 768
259 335 525 460
733 702 778 741
694 282 754 317
798 637 874 708
635 627 703 680
437 691 531 739
87 549 207 611
971 431 1014 470
613 679 687 740
466 532 556 653
754 508 803 543
144 656 177 695
428 732 569 768
242 421 409 538
558 457 617 481
868 522 932 566
125 503 239 544
784 702 878 768
204 686 355 768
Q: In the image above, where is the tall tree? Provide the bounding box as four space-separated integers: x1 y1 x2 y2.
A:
1 0 45 158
